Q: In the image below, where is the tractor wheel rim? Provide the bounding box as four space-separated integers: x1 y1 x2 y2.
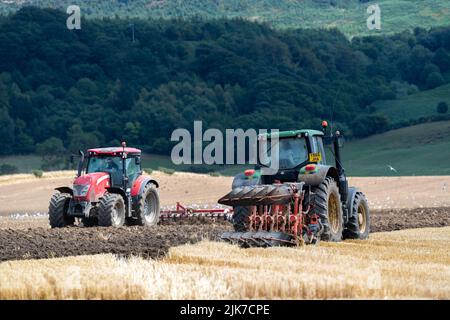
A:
358 204 367 234
328 193 340 233
144 193 156 223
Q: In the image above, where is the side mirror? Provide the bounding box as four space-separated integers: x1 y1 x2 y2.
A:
135 157 141 165
77 150 85 177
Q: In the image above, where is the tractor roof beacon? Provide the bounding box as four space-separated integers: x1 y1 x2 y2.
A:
49 142 160 228
218 121 370 247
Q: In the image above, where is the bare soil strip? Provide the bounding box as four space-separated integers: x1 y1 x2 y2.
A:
370 207 450 232
0 220 231 262
0 207 449 263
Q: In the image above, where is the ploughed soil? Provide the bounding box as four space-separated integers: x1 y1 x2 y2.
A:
0 219 232 262
370 207 450 232
0 207 449 262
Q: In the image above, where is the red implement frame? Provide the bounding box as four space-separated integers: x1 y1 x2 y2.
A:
160 202 233 220
246 185 319 245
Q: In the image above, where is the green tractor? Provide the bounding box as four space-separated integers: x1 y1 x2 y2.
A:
218 121 370 247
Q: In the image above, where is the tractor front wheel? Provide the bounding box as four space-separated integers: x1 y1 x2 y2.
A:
98 193 126 227
307 176 344 242
343 192 370 240
133 183 160 227
49 192 74 228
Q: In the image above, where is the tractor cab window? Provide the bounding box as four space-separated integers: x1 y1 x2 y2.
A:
87 156 121 173
86 156 140 187
262 138 309 170
317 137 326 164
311 136 326 164
87 156 122 185
126 157 140 185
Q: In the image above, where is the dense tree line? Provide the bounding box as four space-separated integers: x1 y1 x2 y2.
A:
0 7 450 157
2 1 449 37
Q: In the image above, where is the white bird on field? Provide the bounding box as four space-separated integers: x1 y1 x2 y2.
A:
386 165 398 173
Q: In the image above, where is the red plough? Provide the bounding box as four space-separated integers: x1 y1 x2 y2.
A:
218 183 323 247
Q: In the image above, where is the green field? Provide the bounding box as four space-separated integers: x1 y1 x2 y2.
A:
373 84 450 126
1 0 449 37
341 120 450 176
2 121 450 177
0 155 42 173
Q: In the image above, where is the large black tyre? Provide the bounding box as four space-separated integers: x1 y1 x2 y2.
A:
132 183 160 227
98 193 126 227
306 176 344 242
49 192 74 228
232 206 251 232
82 217 98 227
343 192 370 240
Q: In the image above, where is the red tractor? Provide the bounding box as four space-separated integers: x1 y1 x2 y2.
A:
49 143 160 228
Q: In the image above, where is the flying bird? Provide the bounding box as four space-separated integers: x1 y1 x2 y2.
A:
386 165 398 173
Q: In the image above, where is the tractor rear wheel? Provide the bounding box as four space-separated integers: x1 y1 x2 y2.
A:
306 176 343 242
98 193 125 227
232 206 251 232
133 183 160 227
343 192 370 240
49 192 74 228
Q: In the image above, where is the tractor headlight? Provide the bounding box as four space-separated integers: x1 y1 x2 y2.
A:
73 184 90 197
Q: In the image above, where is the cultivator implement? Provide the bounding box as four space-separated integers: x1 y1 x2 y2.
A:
160 202 233 221
218 183 323 247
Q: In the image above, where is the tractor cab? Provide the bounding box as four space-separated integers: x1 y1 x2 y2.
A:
256 129 327 184
84 147 142 188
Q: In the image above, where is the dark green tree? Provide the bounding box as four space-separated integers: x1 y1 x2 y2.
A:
437 101 448 114
0 108 15 155
36 137 67 170
0 7 449 157
426 72 444 89
67 124 100 154
351 114 389 138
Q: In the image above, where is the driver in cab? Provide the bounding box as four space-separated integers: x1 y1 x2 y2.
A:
105 158 121 186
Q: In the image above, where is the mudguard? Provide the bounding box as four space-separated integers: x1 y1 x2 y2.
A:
55 187 73 195
106 187 127 199
297 165 339 187
346 186 360 219
131 175 159 197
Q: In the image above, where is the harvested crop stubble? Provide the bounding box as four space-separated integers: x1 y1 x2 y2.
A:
0 227 449 299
